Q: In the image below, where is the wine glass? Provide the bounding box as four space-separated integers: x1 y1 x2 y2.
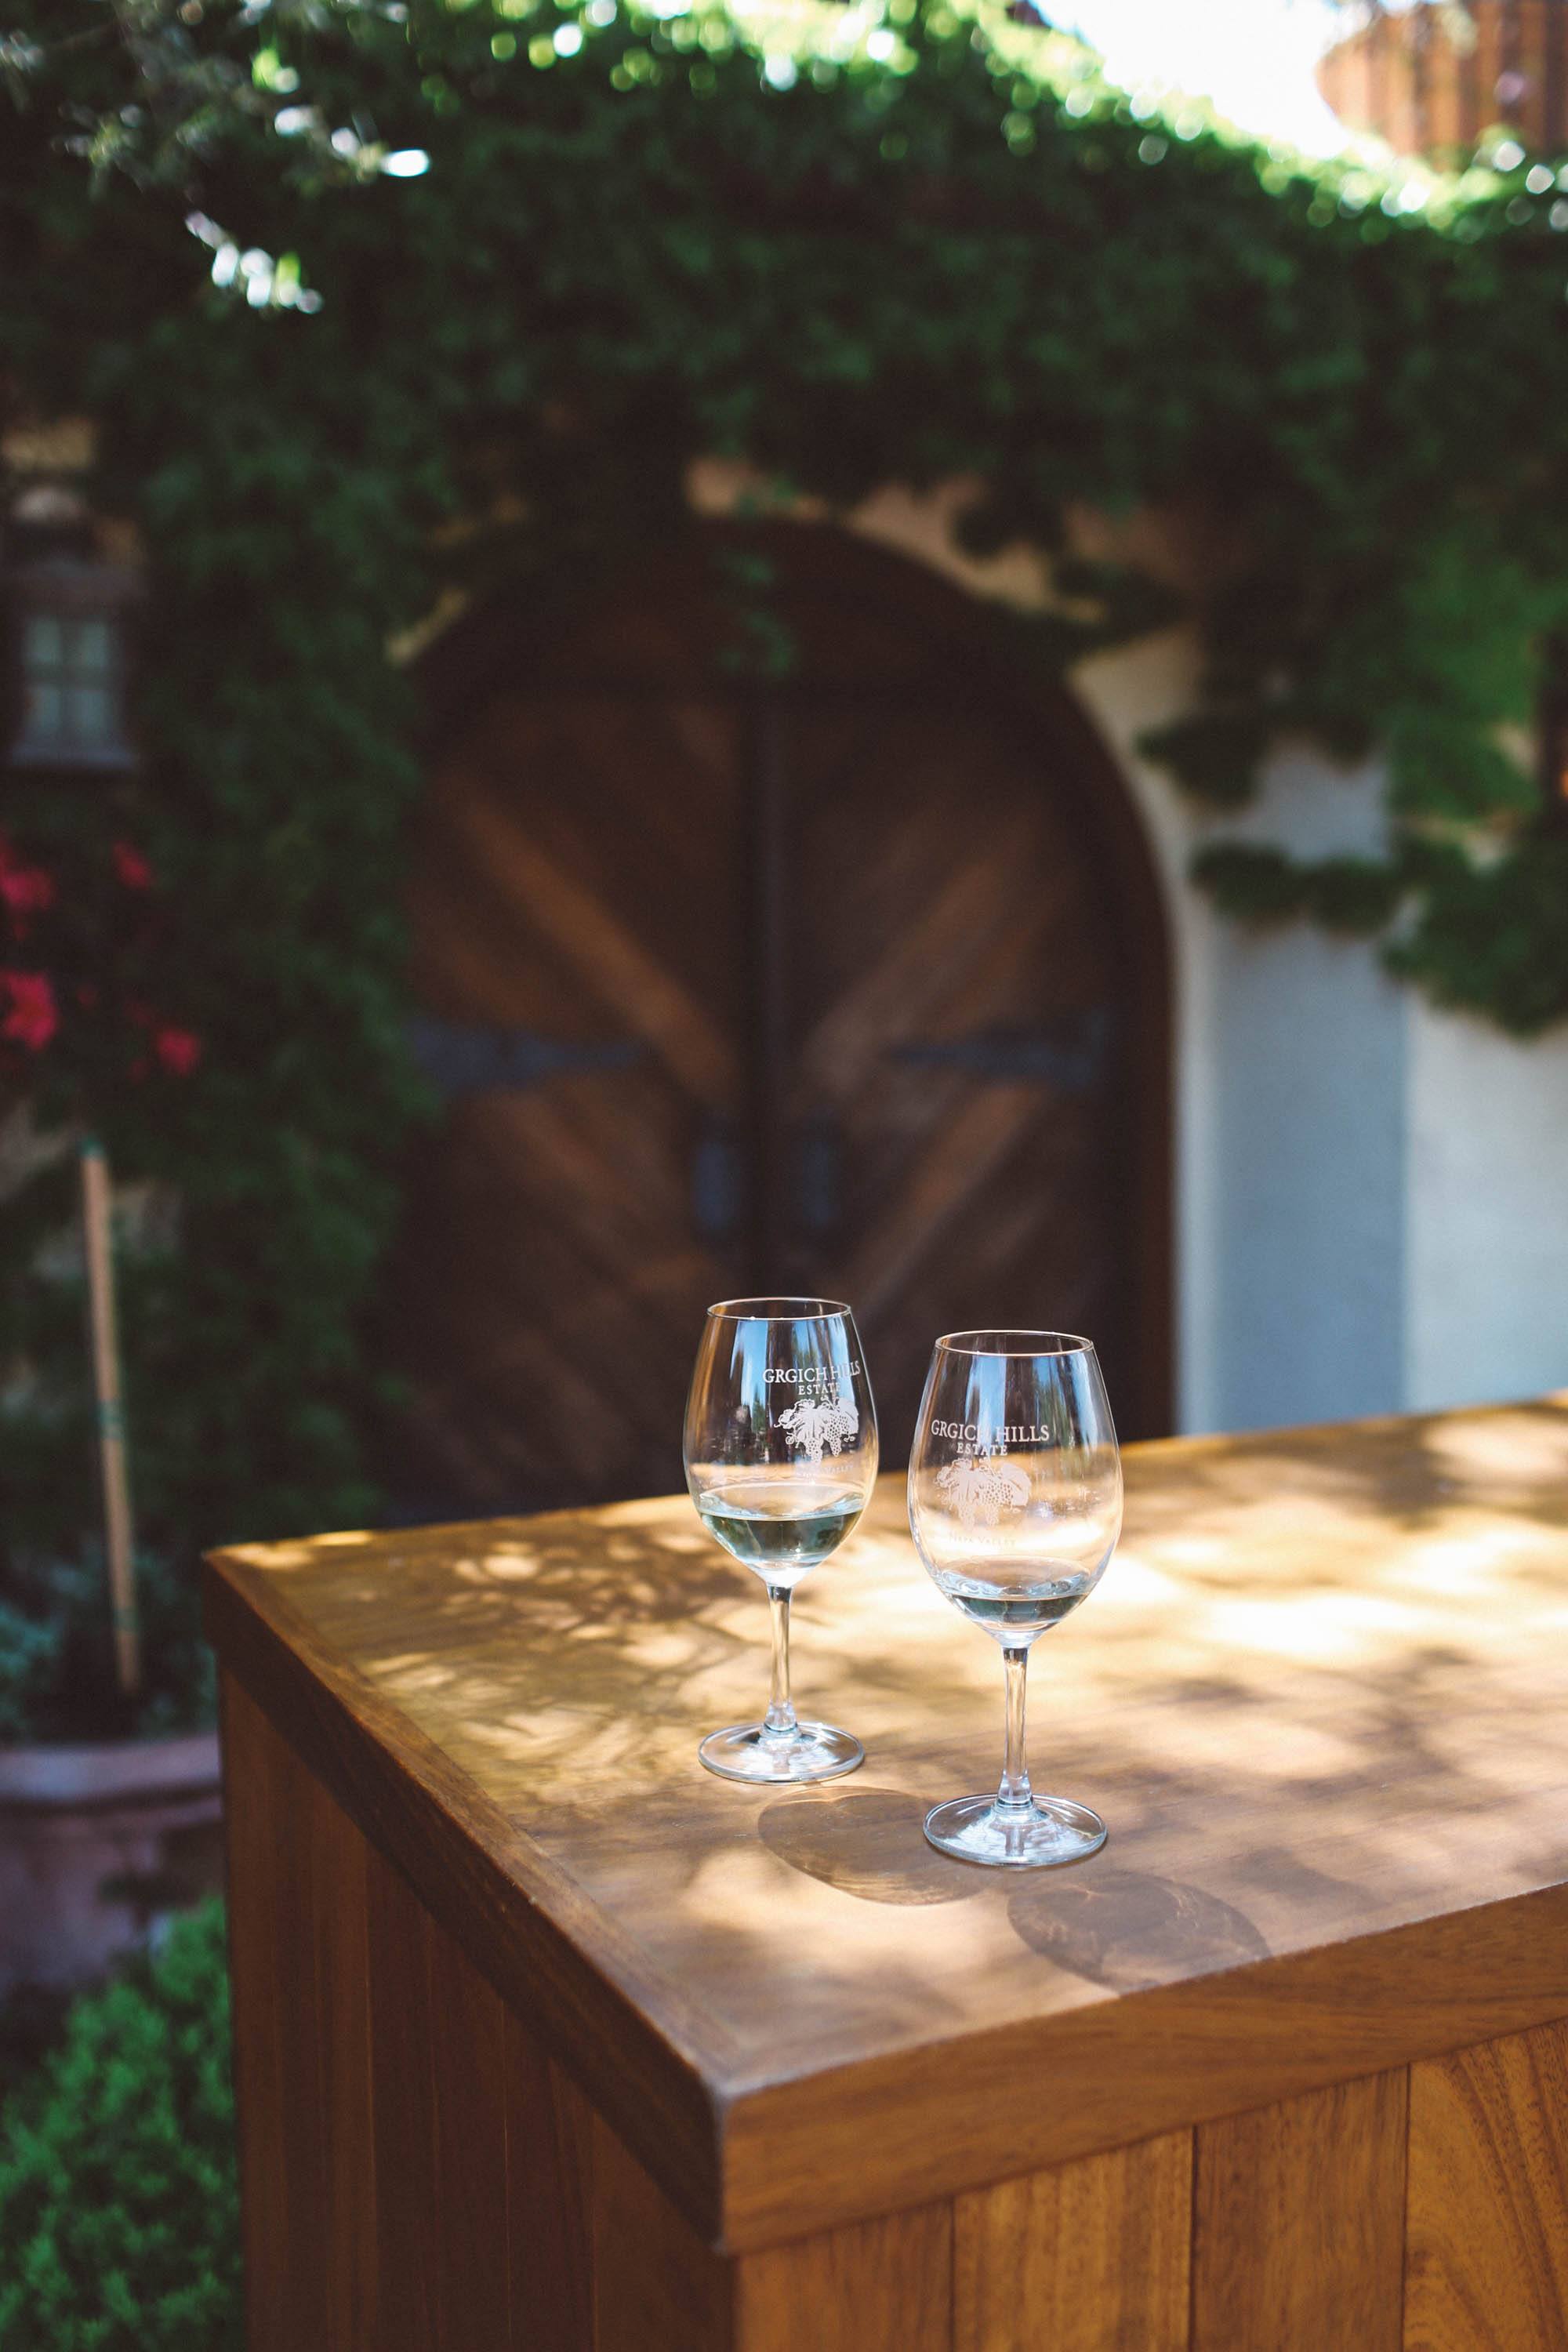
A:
907 1330 1122 1866
685 1298 878 1783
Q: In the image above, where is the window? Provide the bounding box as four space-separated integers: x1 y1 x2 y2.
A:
18 612 118 759
7 564 136 771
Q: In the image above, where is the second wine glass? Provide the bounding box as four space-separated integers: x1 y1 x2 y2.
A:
684 1297 878 1784
908 1330 1122 1866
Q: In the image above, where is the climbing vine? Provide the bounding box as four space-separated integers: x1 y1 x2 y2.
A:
3 0 1568 1599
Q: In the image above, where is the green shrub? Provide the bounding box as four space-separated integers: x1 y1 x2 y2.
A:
0 1901 241 2350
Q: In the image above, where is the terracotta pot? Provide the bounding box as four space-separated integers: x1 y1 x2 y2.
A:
0 1729 223 1997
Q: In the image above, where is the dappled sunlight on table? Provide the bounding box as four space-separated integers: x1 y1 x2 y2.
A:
216 1399 1568 2081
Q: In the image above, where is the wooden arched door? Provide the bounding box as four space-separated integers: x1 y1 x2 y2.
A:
388 530 1169 1514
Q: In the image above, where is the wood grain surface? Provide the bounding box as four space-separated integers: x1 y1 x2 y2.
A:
222 1675 378 2350
209 1400 1568 2250
1192 2072 1407 2351
505 2030 596 2350
1405 2019 1568 2352
365 1848 515 2349
587 2103 735 2352
226 1678 739 2350
953 2132 1191 2352
736 2201 953 2352
394 686 746 1512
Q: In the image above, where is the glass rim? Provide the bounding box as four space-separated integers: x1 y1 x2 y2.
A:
933 1327 1096 1359
706 1294 854 1323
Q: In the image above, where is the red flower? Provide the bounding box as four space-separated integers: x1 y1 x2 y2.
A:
113 840 155 892
154 1025 202 1076
0 839 56 928
1 971 59 1052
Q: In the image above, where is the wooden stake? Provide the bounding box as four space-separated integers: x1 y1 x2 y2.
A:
81 1138 140 1698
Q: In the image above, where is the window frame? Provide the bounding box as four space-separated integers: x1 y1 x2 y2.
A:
5 557 140 775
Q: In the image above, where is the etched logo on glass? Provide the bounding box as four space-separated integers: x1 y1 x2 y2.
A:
775 1395 860 1464
935 1454 1030 1526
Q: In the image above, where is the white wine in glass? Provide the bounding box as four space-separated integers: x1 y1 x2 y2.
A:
908 1330 1122 1867
685 1297 878 1784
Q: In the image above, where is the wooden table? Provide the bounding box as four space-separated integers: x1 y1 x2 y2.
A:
206 1402 1568 2350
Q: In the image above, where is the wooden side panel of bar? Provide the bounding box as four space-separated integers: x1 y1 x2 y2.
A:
589 2104 734 2352
222 1672 733 2352
504 2026 596 2350
952 2131 1192 2352
1191 2071 1407 2352
736 2202 952 2352
364 1844 514 2349
223 1672 379 2352
1405 2020 1568 2352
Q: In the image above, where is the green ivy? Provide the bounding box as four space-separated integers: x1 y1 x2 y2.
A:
3 0 1568 1584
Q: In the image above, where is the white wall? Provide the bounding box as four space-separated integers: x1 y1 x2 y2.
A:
1072 635 1414 1432
1406 1011 1568 1411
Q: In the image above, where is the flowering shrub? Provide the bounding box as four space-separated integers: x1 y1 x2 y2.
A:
0 831 201 1104
0 971 56 1054
0 666 422 1603
0 844 58 1056
0 819 226 1733
0 846 53 921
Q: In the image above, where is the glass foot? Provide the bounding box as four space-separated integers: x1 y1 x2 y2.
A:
699 1721 864 1784
923 1793 1106 1868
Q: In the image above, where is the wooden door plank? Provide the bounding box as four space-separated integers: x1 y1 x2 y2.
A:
788 695 1130 1450
445 768 738 1106
736 2202 953 2352
797 809 1040 1096
401 676 746 1511
1405 2020 1568 2352
1192 2070 1406 2352
837 1080 1058 1323
953 2132 1191 2352
474 695 738 931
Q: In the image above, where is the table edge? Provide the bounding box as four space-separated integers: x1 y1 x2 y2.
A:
713 1876 1568 2244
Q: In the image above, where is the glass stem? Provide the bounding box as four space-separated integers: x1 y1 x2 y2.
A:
998 1644 1033 1810
764 1584 799 1737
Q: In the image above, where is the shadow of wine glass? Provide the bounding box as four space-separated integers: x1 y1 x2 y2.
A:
1007 1868 1269 1991
757 1787 983 1907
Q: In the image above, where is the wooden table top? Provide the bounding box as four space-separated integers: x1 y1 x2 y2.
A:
205 1399 1568 2249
